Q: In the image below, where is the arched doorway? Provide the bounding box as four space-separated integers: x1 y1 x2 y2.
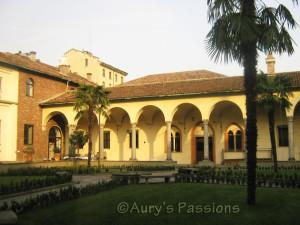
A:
45 112 68 160
192 122 214 163
48 126 62 159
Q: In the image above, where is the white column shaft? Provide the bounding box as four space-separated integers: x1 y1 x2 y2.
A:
203 120 209 160
131 123 137 160
166 121 172 161
99 124 104 160
288 117 295 160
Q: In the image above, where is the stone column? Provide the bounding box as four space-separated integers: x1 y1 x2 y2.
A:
287 117 295 160
131 123 137 160
99 124 104 160
166 121 172 161
203 120 209 160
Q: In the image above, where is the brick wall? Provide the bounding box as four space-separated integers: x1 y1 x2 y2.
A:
16 71 75 161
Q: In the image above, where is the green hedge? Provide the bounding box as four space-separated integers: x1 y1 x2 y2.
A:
0 174 72 195
1 165 175 176
0 180 125 214
176 166 300 188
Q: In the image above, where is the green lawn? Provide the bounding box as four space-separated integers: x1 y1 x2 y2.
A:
18 183 300 225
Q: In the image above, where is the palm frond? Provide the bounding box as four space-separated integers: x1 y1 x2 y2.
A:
257 72 293 112
206 12 243 63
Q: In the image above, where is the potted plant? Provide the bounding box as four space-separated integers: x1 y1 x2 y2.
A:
53 147 61 161
23 146 35 162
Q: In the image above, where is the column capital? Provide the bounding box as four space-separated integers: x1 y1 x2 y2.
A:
202 119 209 125
165 121 172 124
99 124 105 129
131 123 137 128
287 116 293 122
69 124 76 130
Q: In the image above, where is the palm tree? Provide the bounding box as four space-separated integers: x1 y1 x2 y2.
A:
257 72 293 172
206 0 298 205
69 130 88 155
74 84 110 167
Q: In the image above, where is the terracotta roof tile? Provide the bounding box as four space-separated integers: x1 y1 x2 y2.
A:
123 70 226 85
41 71 300 106
108 76 244 100
0 52 95 85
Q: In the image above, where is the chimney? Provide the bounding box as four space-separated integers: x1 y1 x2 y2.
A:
266 53 275 75
59 64 71 74
27 51 37 61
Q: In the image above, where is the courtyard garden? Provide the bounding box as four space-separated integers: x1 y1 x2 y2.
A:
0 164 300 225
16 183 300 225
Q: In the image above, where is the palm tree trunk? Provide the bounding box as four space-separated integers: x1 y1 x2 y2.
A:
268 109 278 172
87 109 93 167
242 0 257 206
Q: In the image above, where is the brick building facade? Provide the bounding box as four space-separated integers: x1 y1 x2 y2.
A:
0 51 95 161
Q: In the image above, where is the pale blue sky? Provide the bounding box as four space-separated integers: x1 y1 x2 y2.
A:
0 0 299 80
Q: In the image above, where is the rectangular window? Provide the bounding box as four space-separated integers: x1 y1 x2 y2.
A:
278 125 288 147
109 72 112 80
86 73 92 80
26 79 34 97
85 58 88 67
104 131 110 149
102 69 105 78
129 130 139 149
121 77 124 84
24 124 33 145
115 74 117 82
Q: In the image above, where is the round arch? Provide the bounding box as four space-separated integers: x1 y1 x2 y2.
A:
105 107 131 126
44 111 69 127
293 100 300 117
170 103 202 122
208 100 244 120
135 105 166 124
45 112 69 160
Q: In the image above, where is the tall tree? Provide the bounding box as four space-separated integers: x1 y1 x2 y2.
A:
74 84 110 167
206 0 298 205
257 72 293 172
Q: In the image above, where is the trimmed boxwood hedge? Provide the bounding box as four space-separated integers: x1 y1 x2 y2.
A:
176 166 300 189
1 165 175 176
0 174 72 195
0 180 125 214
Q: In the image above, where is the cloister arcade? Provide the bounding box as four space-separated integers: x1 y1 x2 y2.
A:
41 94 300 164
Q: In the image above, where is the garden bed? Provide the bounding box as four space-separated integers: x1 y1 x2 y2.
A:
0 173 72 196
176 166 300 188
